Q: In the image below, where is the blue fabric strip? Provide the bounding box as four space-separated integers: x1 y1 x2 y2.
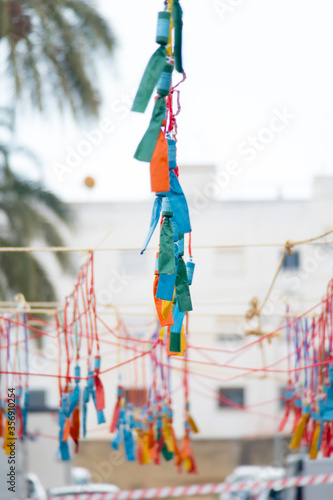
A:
156 273 176 301
161 171 191 234
170 301 186 334
141 196 162 254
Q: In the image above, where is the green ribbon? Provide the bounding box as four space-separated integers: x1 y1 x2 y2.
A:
172 0 184 73
162 442 174 461
176 257 192 312
169 331 181 353
134 96 166 162
158 217 176 275
132 46 167 113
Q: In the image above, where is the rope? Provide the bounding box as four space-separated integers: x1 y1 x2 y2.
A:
243 228 333 341
0 226 332 252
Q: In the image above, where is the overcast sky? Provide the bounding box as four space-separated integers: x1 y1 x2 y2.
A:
11 0 333 202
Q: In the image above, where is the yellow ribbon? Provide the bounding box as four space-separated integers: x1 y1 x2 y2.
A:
167 0 174 56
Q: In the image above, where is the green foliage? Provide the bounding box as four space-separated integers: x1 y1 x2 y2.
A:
1 0 116 118
0 110 75 300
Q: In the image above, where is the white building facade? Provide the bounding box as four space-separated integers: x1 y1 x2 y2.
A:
15 169 333 491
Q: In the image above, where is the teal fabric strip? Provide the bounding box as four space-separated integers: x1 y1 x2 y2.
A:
158 217 176 275
132 46 167 113
134 97 166 162
172 0 184 73
176 256 192 312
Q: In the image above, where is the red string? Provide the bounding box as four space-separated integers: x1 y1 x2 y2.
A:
56 313 63 397
63 301 71 388
171 352 333 375
90 252 100 354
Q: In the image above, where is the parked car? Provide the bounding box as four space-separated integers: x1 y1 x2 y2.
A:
283 454 333 500
48 483 120 498
257 488 283 500
220 466 285 500
25 473 47 500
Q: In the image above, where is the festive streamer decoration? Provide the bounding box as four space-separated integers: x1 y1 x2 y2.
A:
12 249 196 470
53 254 108 459
3 254 333 467
132 0 193 357
277 278 333 459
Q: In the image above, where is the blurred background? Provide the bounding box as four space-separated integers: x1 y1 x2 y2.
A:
1 1 333 499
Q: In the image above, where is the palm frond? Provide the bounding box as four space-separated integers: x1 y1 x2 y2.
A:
23 35 43 111
7 42 22 97
0 107 15 131
0 198 74 275
0 172 75 226
0 123 76 300
0 236 56 301
3 0 116 119
64 0 116 53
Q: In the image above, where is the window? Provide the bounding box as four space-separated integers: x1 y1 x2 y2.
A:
282 251 300 270
29 390 46 411
215 319 244 346
124 388 147 407
26 390 57 413
28 390 56 412
215 318 244 348
217 387 245 408
216 333 243 343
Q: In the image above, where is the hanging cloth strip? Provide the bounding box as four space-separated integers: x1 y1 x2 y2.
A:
172 0 184 73
132 46 167 113
134 97 167 162
161 170 191 234
168 301 186 355
150 131 170 193
158 198 176 275
141 196 163 254
175 255 192 312
156 231 178 302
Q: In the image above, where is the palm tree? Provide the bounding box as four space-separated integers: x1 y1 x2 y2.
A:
0 0 115 118
0 109 74 301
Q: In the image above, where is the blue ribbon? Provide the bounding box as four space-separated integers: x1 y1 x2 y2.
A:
156 274 176 301
162 171 191 234
58 395 70 461
124 428 136 461
82 386 90 438
67 384 80 416
141 196 163 254
92 390 106 424
22 390 29 438
170 301 186 334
